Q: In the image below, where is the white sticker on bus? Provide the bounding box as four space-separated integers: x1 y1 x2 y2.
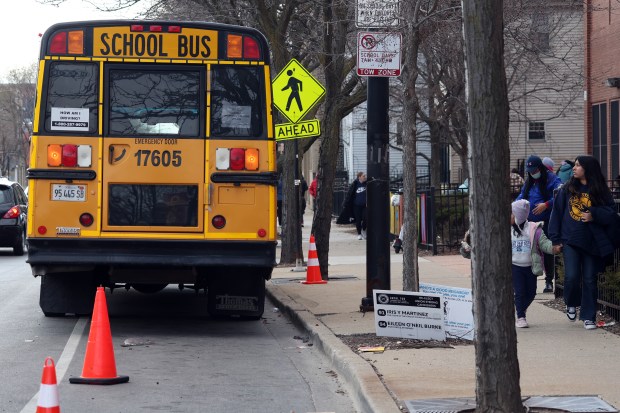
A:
51 108 89 131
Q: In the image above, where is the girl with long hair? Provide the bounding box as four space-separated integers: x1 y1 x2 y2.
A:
549 155 616 330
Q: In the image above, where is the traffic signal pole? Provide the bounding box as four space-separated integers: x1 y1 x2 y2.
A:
361 76 391 311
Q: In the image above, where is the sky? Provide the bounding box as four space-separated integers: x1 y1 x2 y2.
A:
0 0 146 81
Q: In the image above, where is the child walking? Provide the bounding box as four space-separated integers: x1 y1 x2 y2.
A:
511 199 554 328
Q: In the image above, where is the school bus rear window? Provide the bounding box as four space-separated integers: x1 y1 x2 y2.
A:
44 62 99 134
210 66 263 138
108 67 201 137
108 184 199 227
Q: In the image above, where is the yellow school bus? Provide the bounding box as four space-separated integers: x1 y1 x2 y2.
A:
27 21 277 318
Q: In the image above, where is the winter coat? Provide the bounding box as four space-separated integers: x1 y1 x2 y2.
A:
336 180 358 225
516 170 562 222
308 178 318 198
549 184 617 257
557 163 574 183
528 222 554 276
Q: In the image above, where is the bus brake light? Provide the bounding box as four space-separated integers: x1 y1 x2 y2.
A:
243 37 260 59
245 148 259 170
229 148 245 170
49 32 67 54
62 144 78 167
227 34 243 59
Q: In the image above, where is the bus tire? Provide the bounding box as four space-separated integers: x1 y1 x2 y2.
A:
207 270 266 320
40 273 97 317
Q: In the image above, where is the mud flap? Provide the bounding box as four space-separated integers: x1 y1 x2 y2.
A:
40 273 97 316
207 271 266 319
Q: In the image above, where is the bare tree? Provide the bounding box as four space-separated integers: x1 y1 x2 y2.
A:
462 0 524 410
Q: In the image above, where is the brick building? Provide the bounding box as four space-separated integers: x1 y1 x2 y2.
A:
585 0 620 179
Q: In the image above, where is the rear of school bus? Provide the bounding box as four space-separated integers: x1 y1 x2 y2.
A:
27 21 277 318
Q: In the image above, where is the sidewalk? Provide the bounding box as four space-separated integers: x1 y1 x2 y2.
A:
266 212 620 413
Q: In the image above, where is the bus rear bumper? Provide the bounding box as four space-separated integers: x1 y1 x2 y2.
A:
27 238 277 276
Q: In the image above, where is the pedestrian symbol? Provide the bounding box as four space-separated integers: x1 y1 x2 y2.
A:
272 59 325 124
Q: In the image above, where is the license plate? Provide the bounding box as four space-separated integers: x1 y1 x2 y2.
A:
52 184 86 201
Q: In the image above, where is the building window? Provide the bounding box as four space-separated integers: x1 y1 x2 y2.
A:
531 13 550 52
528 121 545 140
592 103 608 177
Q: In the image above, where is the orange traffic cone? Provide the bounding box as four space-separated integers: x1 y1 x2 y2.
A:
302 234 327 284
36 357 60 413
69 287 129 385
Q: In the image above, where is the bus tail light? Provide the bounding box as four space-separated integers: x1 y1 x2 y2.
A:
79 213 94 227
257 228 267 238
245 148 259 170
229 148 245 170
49 30 84 55
49 32 67 54
48 144 92 167
2 206 20 219
38 226 47 235
244 37 260 59
227 34 243 59
215 148 259 171
62 144 78 167
212 215 226 229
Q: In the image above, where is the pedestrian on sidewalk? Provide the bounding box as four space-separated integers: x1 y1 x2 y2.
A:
549 155 616 330
511 199 555 328
516 155 562 293
337 172 367 240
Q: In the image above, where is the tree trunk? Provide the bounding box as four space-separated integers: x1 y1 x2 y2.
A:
279 140 303 265
462 0 525 411
311 110 341 279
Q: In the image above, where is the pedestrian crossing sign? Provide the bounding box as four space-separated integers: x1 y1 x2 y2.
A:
272 59 326 124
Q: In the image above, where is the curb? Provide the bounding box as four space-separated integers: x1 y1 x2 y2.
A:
266 283 402 413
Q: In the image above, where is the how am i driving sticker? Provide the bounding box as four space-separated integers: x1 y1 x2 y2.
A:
51 108 89 131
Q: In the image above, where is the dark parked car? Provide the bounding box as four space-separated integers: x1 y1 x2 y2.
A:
0 178 28 255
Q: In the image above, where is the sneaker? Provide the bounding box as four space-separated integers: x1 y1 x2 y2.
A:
361 229 367 239
543 282 553 293
584 320 597 330
566 306 576 322
357 234 363 240
516 317 529 328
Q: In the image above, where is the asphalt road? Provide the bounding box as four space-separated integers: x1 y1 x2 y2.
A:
0 249 356 412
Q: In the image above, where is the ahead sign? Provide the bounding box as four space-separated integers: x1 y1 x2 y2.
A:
357 32 401 77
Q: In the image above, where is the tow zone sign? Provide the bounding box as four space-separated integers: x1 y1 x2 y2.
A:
357 32 401 77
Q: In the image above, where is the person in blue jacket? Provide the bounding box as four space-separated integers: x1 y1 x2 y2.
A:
549 155 616 330
516 155 562 293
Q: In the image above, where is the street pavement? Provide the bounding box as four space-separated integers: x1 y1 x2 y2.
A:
267 212 620 413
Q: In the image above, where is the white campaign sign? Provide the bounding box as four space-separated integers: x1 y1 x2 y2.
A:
356 0 400 28
357 32 401 77
420 283 475 341
374 289 445 341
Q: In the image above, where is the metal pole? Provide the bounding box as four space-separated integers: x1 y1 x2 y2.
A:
292 138 305 272
361 76 390 311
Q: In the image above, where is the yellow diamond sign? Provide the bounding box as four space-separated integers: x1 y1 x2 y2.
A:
272 59 326 124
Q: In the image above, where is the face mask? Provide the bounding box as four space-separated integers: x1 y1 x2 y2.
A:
531 172 541 179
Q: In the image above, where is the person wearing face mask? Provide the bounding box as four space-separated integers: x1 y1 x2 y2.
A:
516 155 562 293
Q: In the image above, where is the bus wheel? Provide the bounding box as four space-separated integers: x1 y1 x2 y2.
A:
132 283 168 294
40 273 96 317
207 270 266 320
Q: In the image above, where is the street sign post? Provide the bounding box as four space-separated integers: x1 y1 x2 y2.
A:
272 59 326 124
356 0 400 28
357 32 401 77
